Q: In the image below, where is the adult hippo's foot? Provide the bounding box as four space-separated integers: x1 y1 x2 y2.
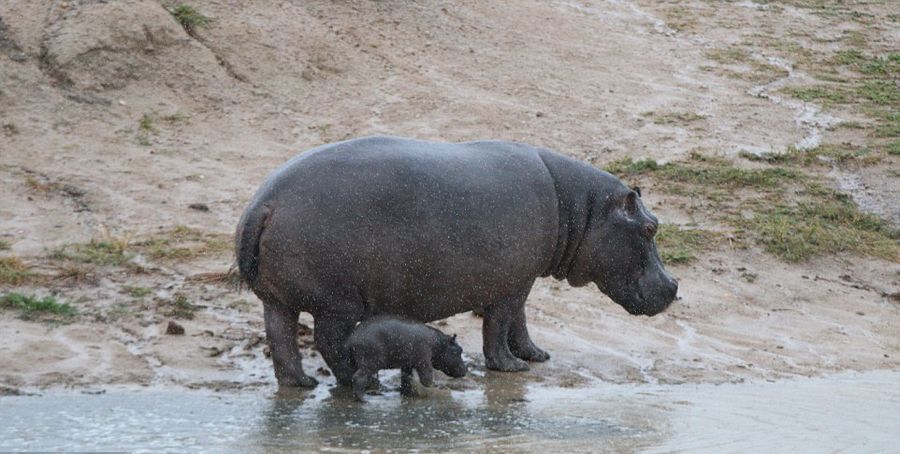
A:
510 339 550 362
277 362 319 388
508 304 550 362
263 301 318 388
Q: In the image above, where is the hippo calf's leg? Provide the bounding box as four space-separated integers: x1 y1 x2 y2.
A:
263 301 318 388
400 366 417 396
508 303 550 362
415 360 434 387
482 302 530 372
313 315 358 386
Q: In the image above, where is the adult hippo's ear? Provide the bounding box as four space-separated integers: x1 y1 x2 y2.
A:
624 190 640 217
633 186 642 197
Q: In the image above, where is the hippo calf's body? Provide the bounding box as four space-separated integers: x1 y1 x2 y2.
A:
236 136 678 387
345 316 467 401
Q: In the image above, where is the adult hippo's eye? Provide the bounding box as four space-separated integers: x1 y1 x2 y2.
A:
643 223 657 239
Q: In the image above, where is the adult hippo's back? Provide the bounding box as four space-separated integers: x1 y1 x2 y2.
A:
236 136 678 387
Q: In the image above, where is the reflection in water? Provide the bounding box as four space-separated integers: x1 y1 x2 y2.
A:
252 377 634 453
2 371 897 453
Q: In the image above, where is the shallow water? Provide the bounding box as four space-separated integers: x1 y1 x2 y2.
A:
2 371 898 453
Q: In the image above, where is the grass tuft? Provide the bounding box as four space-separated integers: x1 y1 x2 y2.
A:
739 144 874 166
644 111 707 125
0 257 35 285
169 4 210 33
160 293 197 319
607 156 800 189
134 225 231 260
50 239 133 267
887 141 900 155
125 286 152 298
1 293 76 319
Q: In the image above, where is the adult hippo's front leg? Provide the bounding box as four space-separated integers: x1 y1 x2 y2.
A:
482 290 533 372
508 301 550 362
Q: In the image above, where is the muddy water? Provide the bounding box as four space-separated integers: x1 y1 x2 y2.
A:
2 371 898 453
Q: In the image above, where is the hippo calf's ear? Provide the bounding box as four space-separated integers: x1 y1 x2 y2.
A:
633 186 642 197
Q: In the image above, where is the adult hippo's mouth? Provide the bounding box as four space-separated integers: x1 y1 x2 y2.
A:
601 274 677 317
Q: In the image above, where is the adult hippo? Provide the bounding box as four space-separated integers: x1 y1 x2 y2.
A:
236 136 678 387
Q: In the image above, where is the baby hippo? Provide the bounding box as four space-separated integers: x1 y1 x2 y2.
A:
345 316 468 401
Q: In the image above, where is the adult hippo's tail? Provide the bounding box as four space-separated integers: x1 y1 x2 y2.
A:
234 201 271 289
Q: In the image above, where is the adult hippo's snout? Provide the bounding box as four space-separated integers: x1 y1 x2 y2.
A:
631 269 678 316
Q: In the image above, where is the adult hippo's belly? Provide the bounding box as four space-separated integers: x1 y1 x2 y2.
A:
236 136 678 387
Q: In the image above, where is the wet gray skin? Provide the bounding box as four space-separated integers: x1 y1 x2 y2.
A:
344 316 467 401
235 136 679 387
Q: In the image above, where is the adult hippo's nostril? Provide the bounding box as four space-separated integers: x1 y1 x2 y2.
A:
665 278 679 301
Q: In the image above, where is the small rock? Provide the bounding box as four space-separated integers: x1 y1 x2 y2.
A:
166 320 185 335
188 203 210 212
535 111 545 118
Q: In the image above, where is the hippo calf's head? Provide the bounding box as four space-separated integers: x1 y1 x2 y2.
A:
432 334 468 378
569 187 679 316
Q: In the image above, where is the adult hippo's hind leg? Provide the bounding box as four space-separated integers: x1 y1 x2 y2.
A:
264 301 318 388
508 302 550 362
314 315 359 386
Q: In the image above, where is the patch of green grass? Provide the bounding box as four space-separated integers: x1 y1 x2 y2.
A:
702 46 788 82
886 141 900 155
0 257 35 285
833 50 900 76
857 80 900 105
607 156 800 190
748 195 898 262
1 293 76 319
161 293 197 319
705 47 750 64
124 286 152 298
835 121 865 129
134 225 231 260
609 155 899 263
739 144 874 166
50 239 133 267
644 111 707 125
788 86 851 104
138 114 156 133
656 225 718 265
874 113 900 138
0 239 9 250
169 4 209 32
